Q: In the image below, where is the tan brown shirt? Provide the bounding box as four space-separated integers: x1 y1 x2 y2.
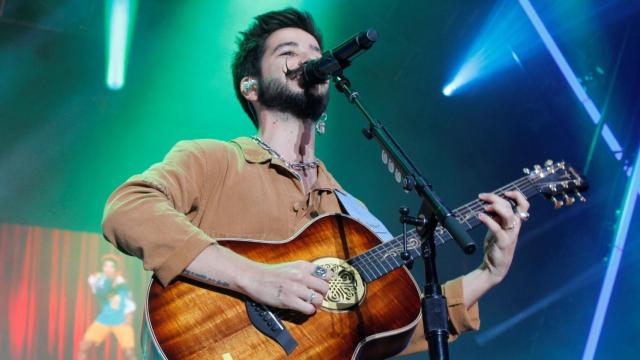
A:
102 137 479 338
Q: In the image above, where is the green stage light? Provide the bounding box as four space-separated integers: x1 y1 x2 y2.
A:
106 0 138 90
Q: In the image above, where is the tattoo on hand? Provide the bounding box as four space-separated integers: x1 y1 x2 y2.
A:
183 270 230 288
276 285 283 299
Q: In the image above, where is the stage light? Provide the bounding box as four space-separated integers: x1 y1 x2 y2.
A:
582 144 640 360
106 0 138 90
518 0 629 168
518 1 639 358
442 0 538 96
442 84 454 97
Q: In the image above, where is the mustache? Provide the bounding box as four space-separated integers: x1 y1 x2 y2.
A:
283 60 306 81
284 60 329 87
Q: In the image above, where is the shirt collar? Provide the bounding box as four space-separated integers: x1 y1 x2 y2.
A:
230 136 342 191
230 136 271 163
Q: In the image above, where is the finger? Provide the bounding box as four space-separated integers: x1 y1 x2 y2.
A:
305 274 330 296
310 265 335 283
286 262 331 296
294 261 333 282
309 290 324 308
288 296 317 315
478 192 505 205
505 191 530 212
485 200 518 227
478 212 504 236
289 285 323 309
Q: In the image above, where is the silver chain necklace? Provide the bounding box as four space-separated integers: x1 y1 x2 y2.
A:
251 136 319 171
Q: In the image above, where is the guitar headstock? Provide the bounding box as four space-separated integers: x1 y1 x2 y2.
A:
524 160 589 209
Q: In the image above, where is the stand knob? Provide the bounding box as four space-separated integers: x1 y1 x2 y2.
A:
402 177 415 192
399 206 414 269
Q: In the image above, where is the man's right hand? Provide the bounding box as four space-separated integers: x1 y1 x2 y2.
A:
240 260 333 315
183 245 334 315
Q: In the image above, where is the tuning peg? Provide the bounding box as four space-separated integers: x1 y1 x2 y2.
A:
523 168 531 175
575 191 587 202
551 196 564 209
563 193 575 206
533 164 545 177
544 159 555 173
544 160 555 172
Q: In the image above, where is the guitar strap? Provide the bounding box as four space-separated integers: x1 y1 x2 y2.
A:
335 190 394 242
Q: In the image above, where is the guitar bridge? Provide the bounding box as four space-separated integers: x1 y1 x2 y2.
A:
245 300 298 355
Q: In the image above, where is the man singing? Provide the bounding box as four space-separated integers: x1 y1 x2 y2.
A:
103 8 529 358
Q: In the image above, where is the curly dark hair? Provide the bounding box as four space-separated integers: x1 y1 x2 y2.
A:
231 8 323 128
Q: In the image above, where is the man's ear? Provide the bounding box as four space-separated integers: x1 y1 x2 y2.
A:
240 77 258 101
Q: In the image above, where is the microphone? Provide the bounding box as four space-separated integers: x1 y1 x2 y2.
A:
301 29 378 85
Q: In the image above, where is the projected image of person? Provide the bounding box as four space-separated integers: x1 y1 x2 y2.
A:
78 254 137 360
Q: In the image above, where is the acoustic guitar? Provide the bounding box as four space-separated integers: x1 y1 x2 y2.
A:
144 160 588 359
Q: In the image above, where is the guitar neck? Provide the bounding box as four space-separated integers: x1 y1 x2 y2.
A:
348 175 540 283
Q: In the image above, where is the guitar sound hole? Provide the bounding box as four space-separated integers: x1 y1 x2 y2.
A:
312 257 366 312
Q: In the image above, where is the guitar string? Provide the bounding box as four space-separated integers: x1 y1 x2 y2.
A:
360 178 535 257
268 173 572 311
349 177 541 281
348 173 579 281
349 181 537 281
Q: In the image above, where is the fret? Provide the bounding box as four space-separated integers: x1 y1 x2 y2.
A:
349 174 545 283
452 209 472 231
365 253 382 279
462 203 477 228
381 259 393 273
350 256 375 283
389 254 402 268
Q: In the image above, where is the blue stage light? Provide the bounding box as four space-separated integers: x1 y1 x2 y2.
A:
442 84 454 97
518 1 639 358
518 0 629 169
442 0 538 96
582 144 640 360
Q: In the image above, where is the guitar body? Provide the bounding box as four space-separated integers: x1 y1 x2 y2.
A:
145 213 422 359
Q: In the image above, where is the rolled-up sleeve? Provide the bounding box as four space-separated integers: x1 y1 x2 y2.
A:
443 276 480 339
399 276 480 356
102 140 224 286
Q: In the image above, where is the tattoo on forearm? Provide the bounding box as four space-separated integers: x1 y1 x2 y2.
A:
183 269 230 288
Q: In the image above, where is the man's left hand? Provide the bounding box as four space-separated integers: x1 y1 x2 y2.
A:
477 191 530 286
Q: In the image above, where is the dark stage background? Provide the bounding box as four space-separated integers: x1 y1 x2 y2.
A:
1 0 639 359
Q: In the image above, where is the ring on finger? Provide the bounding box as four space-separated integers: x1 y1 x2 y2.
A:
516 210 530 222
307 291 316 303
312 266 328 279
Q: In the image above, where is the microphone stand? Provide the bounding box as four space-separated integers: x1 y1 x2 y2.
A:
332 74 477 360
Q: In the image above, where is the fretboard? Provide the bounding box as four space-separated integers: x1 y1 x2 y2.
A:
346 175 540 283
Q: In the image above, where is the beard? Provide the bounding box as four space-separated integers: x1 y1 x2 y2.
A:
257 77 329 121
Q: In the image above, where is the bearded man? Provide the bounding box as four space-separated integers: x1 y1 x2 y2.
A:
103 8 529 359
